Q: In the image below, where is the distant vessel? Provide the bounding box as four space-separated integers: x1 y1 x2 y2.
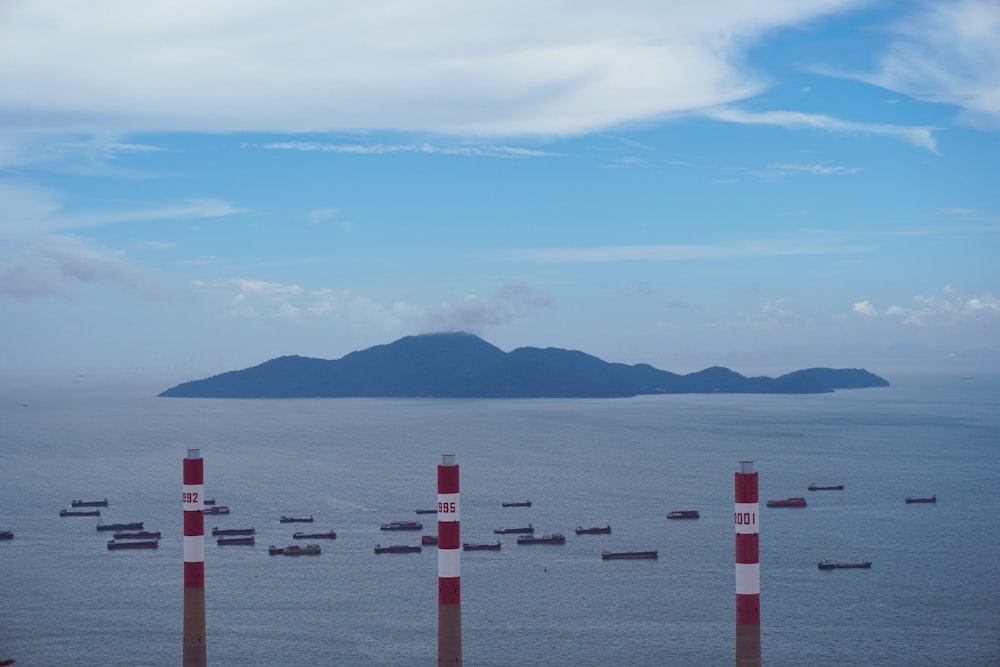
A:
766 497 807 508
905 496 936 504
97 521 143 531
818 558 871 570
71 498 108 507
575 525 611 535
112 531 161 540
293 530 336 539
808 484 844 491
463 540 501 551
279 515 313 523
374 544 421 554
415 508 437 514
203 498 216 505
203 505 230 515
380 521 422 531
602 550 658 560
217 536 255 546
0 530 13 540
60 509 100 517
666 510 700 519
494 524 533 534
516 533 565 545
502 500 532 507
107 539 158 550
212 527 254 536
421 534 438 545
270 544 321 556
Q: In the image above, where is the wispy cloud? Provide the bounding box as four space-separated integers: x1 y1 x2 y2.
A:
257 141 557 158
706 107 938 151
768 163 861 176
852 0 1000 129
494 240 872 263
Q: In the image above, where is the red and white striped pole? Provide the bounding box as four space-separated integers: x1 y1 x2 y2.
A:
183 448 207 667
437 453 462 665
735 460 761 667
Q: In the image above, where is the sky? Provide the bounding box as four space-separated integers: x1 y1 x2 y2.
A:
1 0 998 386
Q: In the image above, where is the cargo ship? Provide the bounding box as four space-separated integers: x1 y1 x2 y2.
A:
380 521 422 531
666 510 700 519
293 530 336 539
270 544 321 556
766 497 807 508
97 521 143 531
279 515 314 523
217 536 254 546
60 509 100 517
373 544 421 554
494 524 533 534
602 550 658 560
71 498 109 507
463 540 501 551
905 496 936 504
517 533 565 545
0 530 13 540
575 525 611 534
112 531 161 540
818 558 871 570
421 534 438 545
501 500 532 507
107 539 158 550
203 505 230 515
415 508 437 514
808 484 844 491
212 527 255 536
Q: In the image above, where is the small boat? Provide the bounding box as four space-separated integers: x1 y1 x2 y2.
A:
808 484 844 491
905 496 936 504
212 527 255 536
602 550 658 560
0 530 13 540
203 505 230 515
203 498 216 505
517 533 565 545
112 531 162 540
374 544 421 554
279 515 314 523
575 525 611 535
97 521 143 531
766 497 807 508
463 540 501 551
380 520 422 531
666 510 700 519
107 539 158 550
494 523 533 534
71 498 109 507
217 536 255 546
293 530 336 539
60 509 100 517
270 544 321 556
818 558 872 570
501 500 532 507
421 534 438 545
415 508 437 514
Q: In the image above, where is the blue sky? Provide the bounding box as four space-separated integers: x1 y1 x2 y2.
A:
1 0 998 383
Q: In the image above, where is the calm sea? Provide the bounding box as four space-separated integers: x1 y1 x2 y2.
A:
1 373 998 666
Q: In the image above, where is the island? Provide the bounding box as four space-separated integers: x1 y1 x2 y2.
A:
158 332 889 399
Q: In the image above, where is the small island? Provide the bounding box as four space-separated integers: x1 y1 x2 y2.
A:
159 332 889 399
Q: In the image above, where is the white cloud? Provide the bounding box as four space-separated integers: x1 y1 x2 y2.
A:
853 288 998 325
769 163 861 175
0 0 866 153
852 300 877 316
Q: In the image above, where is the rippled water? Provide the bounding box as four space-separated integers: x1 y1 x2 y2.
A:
1 374 997 666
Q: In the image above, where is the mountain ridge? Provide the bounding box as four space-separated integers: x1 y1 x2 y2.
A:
158 332 890 398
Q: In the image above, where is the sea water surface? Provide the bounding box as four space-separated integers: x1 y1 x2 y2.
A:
1 374 998 666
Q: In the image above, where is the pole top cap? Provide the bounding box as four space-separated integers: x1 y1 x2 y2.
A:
738 460 754 473
186 448 201 459
441 453 456 466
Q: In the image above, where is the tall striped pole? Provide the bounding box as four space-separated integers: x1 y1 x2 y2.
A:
437 453 462 665
183 448 207 667
735 460 761 667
